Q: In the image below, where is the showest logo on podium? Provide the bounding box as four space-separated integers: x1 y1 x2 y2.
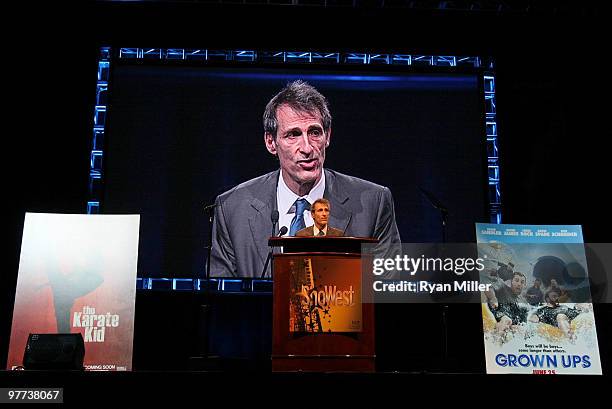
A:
289 257 362 333
302 285 356 309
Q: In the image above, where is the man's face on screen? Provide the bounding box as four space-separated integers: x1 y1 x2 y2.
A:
265 104 330 193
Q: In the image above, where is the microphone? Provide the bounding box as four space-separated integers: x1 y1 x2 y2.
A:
418 186 448 213
418 185 449 243
203 203 218 213
260 224 288 278
271 210 279 236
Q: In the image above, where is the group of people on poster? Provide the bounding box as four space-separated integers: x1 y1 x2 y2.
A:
483 268 591 343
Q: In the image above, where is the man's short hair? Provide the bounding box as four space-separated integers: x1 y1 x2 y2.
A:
311 198 330 213
544 288 560 302
512 271 526 281
263 80 332 138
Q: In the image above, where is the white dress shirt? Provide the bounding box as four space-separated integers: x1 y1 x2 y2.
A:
276 170 326 235
313 225 328 236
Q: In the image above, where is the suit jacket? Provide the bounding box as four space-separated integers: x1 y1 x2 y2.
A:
295 226 344 237
210 168 401 277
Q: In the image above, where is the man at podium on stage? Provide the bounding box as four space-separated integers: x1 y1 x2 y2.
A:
210 80 401 278
296 198 344 237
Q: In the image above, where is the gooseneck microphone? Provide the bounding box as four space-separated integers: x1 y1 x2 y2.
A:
271 210 279 237
418 186 449 243
418 186 450 365
260 214 288 279
203 203 218 213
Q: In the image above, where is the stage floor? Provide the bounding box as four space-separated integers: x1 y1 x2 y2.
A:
1 369 608 403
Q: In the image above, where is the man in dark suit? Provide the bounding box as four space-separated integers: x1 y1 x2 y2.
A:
211 80 401 278
295 198 344 237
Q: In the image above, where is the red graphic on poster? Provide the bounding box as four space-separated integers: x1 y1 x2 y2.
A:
7 213 139 371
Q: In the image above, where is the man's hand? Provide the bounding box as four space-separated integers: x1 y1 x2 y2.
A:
495 315 512 334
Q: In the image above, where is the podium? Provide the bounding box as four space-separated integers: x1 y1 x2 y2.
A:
269 236 377 372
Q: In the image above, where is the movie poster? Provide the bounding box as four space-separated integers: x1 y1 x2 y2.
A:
475 223 602 374
288 256 362 333
7 213 140 371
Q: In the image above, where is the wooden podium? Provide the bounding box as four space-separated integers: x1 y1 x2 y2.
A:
269 236 377 372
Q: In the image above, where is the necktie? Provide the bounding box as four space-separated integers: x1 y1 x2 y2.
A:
318 230 325 236
289 199 310 236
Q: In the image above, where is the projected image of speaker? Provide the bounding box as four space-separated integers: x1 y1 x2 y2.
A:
23 333 85 370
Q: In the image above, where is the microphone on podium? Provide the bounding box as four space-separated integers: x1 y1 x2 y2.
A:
260 223 288 279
